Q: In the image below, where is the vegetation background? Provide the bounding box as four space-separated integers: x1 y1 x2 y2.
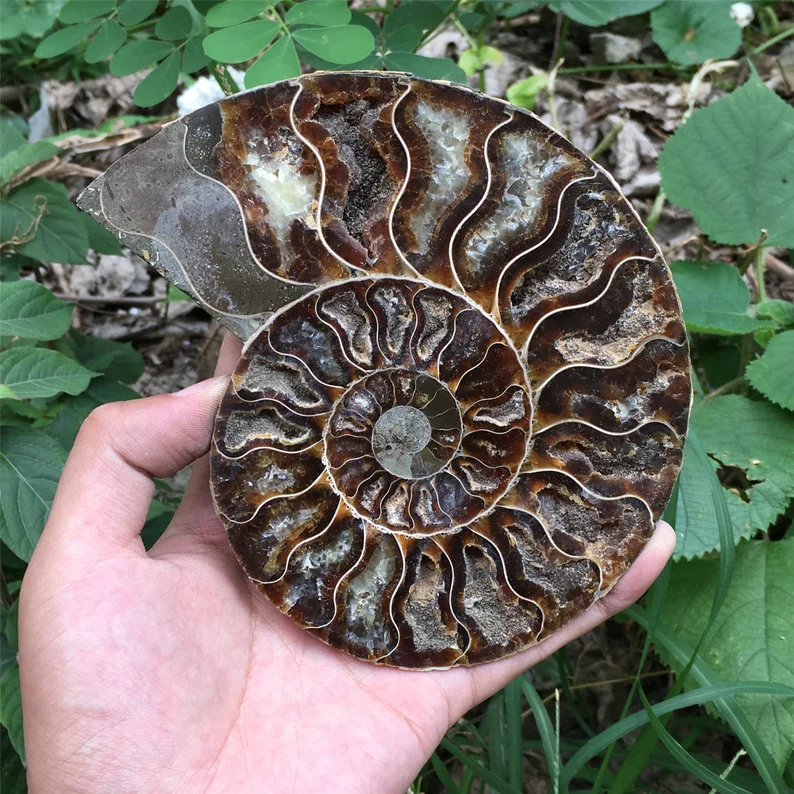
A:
1 1 793 792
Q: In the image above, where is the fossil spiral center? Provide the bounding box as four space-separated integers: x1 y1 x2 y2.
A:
372 406 435 478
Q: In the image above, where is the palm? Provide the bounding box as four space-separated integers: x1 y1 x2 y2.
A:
20 355 674 794
23 457 463 794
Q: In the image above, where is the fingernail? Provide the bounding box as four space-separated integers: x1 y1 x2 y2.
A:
173 374 229 397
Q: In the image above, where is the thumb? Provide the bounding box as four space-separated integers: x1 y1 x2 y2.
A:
38 376 229 560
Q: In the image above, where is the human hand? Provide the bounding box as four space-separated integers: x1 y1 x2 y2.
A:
19 334 675 794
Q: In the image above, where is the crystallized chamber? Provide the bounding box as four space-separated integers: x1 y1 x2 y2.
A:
78 72 691 669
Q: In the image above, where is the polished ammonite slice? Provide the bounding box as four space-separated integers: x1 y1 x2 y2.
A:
78 71 691 669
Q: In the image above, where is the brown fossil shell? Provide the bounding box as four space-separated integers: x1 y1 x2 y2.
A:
78 72 691 669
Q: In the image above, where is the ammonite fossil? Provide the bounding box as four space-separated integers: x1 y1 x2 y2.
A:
78 71 691 669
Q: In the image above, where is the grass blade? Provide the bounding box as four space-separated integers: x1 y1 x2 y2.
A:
520 677 560 793
626 607 789 794
440 737 523 794
486 691 507 780
430 751 461 794
504 677 524 789
637 686 753 794
560 680 794 789
607 430 736 794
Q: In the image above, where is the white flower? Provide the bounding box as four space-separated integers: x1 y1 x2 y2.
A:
176 67 246 116
730 2 754 29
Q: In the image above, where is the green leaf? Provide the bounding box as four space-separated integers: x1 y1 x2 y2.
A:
349 9 380 38
0 253 35 282
155 6 193 41
285 0 350 27
35 19 102 57
203 19 279 63
294 42 379 73
182 34 210 73
59 0 114 23
81 212 122 255
660 74 794 248
47 376 138 450
110 39 175 77
141 497 175 549
0 0 65 40
696 395 794 547
672 393 794 560
0 118 27 155
660 538 794 770
85 18 126 63
651 0 740 66
0 281 73 341
117 0 159 26
206 0 265 27
0 140 59 186
756 299 794 329
384 25 422 54
244 36 300 88
671 261 774 336
746 330 794 411
503 2 537 18
555 0 663 26
0 347 96 399
292 25 374 65
0 724 26 794
1 397 42 418
458 44 502 76
0 428 67 560
0 636 16 679
0 666 23 766
3 601 18 652
167 284 192 302
1 178 90 264
384 0 444 34
384 52 466 83
133 50 181 107
506 73 548 111
68 331 144 383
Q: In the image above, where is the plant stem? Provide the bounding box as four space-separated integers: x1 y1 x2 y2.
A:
708 749 747 794
588 116 625 160
750 25 794 56
453 17 478 50
546 59 564 134
549 12 568 70
702 376 744 403
754 245 767 302
645 189 666 233
558 62 674 75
